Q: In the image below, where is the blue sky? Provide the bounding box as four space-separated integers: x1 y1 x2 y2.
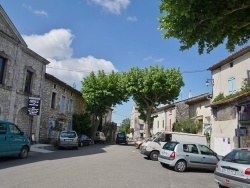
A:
0 0 247 125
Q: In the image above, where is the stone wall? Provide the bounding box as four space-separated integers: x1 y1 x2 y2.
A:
39 74 86 142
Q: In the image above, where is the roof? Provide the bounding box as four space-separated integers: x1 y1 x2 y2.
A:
45 73 82 96
208 45 250 71
185 93 211 105
0 5 27 47
206 91 250 107
153 93 210 113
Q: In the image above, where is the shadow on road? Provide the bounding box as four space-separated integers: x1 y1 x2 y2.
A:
0 141 135 170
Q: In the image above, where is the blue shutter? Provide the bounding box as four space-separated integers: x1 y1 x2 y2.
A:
228 77 236 94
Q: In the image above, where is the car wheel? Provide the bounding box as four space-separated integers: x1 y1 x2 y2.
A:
150 151 159 161
19 146 29 159
218 185 226 188
174 160 187 172
94 141 97 144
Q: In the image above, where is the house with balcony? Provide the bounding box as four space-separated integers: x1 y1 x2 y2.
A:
208 45 250 156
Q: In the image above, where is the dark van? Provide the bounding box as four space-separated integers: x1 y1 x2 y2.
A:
0 120 30 158
116 133 128 145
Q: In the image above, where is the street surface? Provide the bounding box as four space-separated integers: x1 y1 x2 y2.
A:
0 142 218 188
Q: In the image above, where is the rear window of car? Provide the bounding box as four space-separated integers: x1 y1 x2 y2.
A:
162 142 178 151
61 132 76 138
118 134 125 138
223 149 250 164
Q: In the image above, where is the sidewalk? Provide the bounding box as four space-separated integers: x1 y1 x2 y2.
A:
30 144 55 153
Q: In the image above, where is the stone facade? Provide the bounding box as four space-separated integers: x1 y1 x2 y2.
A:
0 6 86 143
0 6 49 141
39 73 86 142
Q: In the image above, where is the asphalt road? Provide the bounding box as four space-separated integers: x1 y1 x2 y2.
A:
0 142 218 188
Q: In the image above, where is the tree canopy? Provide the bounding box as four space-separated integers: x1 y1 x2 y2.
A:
118 118 131 134
158 0 250 54
126 65 184 137
81 70 129 141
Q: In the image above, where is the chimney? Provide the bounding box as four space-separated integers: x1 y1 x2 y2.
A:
189 90 192 98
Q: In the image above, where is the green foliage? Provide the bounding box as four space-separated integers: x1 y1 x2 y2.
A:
158 0 250 54
213 93 225 102
81 70 129 140
118 118 131 134
72 113 92 136
172 119 202 134
125 65 184 137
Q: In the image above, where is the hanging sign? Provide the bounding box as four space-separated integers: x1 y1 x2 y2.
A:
27 97 41 115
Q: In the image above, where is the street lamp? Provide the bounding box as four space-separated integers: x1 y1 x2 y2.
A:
206 79 214 87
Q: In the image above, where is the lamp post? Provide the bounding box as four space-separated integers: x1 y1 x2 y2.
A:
206 79 214 97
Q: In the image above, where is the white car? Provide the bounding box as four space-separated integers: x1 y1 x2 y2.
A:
214 148 250 188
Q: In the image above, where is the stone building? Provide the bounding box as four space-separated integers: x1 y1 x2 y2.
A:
39 73 86 142
0 6 49 141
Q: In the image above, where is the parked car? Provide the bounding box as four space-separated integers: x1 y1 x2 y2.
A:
214 148 250 188
94 131 106 144
158 141 221 172
57 130 78 150
134 137 145 149
0 120 30 159
116 133 128 145
78 134 91 147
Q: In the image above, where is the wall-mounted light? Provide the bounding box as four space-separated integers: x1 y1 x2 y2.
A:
206 79 214 87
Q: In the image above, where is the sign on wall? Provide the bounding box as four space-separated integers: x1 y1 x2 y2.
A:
27 97 41 115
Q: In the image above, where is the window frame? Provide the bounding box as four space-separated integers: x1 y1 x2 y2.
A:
60 95 66 113
24 69 33 94
51 92 57 109
0 57 6 85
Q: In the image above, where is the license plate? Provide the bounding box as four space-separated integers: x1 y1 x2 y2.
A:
64 139 73 141
222 168 236 175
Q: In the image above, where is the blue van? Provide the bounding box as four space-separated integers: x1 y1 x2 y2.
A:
0 120 30 158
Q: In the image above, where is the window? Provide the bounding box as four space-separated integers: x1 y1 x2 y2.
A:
60 95 66 113
9 124 21 134
139 124 144 130
51 92 56 109
230 62 233 68
198 145 215 155
228 77 236 94
53 84 56 89
0 57 6 84
68 99 73 113
24 70 33 93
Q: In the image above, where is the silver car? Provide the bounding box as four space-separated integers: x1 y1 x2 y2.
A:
58 131 78 150
158 141 220 172
214 148 250 188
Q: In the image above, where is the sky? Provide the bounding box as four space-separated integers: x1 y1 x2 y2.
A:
0 0 248 126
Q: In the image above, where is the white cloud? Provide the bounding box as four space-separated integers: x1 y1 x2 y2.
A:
23 29 74 60
23 29 118 90
154 58 164 63
126 16 137 22
143 56 153 61
90 0 130 14
22 4 48 17
143 56 164 63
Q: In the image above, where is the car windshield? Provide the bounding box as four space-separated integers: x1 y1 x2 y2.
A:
61 132 76 138
223 149 250 164
162 142 178 151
